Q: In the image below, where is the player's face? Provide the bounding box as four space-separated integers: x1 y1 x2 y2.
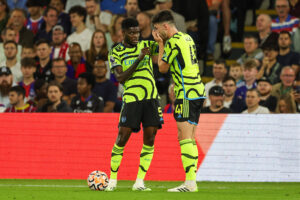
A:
8 91 20 106
93 60 107 78
47 85 63 103
153 23 168 41
245 91 260 108
123 27 140 46
21 66 36 79
77 78 90 95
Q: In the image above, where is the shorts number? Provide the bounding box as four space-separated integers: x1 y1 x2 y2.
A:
158 107 163 118
175 104 183 114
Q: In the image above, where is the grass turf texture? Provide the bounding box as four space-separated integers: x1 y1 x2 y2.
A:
0 180 299 200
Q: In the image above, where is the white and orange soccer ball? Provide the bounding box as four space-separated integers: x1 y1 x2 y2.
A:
87 170 109 191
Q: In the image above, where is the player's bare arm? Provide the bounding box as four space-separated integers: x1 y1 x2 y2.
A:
113 47 150 84
152 30 170 73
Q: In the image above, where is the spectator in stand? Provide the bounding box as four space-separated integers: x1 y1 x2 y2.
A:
257 43 282 84
5 85 36 112
125 0 140 18
25 0 44 35
222 76 237 108
100 0 126 15
202 85 232 113
50 0 72 35
271 66 297 111
231 59 258 113
292 77 300 112
65 0 85 13
229 63 243 84
0 66 13 110
51 58 77 105
6 9 34 46
35 6 59 42
92 57 117 113
67 42 92 79
163 83 175 113
278 31 300 72
0 27 22 62
272 0 299 34
85 0 112 32
67 5 93 52
237 35 263 65
0 40 22 83
257 77 278 113
86 30 109 67
206 0 223 61
37 81 72 112
7 0 27 10
137 12 153 40
242 88 270 114
35 39 53 82
155 0 186 32
71 72 104 113
289 0 300 17
21 45 36 59
51 25 69 61
256 14 279 47
276 96 297 112
205 58 227 106
31 78 48 109
0 0 10 39
19 57 36 102
109 15 125 47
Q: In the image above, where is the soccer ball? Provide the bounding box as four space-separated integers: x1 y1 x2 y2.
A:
87 170 109 191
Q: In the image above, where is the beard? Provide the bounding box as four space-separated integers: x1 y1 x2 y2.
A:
0 81 12 96
259 90 271 97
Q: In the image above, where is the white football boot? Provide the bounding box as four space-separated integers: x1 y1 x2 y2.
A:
105 179 117 191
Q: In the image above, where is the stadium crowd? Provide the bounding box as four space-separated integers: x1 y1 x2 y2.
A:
0 0 299 113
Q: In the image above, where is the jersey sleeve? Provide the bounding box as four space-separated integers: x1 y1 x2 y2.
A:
162 39 178 64
108 49 122 72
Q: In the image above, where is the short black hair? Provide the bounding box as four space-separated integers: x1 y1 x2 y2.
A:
9 86 26 98
222 76 236 85
43 6 58 17
121 17 139 30
279 30 292 39
213 58 226 67
47 81 64 92
34 79 47 93
69 5 87 22
152 10 174 25
261 42 279 51
52 58 67 66
243 34 258 43
4 40 17 49
78 72 95 89
35 38 50 47
21 57 37 68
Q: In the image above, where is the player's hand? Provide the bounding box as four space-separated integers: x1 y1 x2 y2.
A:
152 30 163 43
138 47 150 60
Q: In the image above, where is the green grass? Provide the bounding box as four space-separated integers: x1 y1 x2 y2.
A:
0 179 299 200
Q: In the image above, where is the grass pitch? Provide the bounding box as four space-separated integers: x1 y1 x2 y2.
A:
0 179 299 200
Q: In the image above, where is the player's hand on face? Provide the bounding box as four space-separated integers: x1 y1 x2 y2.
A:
138 47 150 60
152 30 163 43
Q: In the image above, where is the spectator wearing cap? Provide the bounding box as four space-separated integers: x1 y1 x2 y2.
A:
0 40 22 83
25 0 44 35
202 85 232 113
51 58 77 105
204 59 227 107
85 0 112 32
5 85 36 112
237 35 263 65
257 43 282 84
6 9 34 47
35 6 59 42
50 0 72 35
18 57 37 103
154 0 186 33
0 66 14 111
92 57 117 113
67 6 93 52
35 39 54 82
67 42 92 79
222 76 237 108
257 77 278 113
0 27 22 63
51 25 70 61
231 59 258 113
242 88 270 114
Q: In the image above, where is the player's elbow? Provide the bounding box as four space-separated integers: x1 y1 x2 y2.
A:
159 67 168 74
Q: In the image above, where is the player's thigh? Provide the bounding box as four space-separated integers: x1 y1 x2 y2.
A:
119 101 143 132
176 121 196 140
141 99 164 129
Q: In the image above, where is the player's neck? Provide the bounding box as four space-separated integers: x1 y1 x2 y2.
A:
168 26 178 38
23 77 35 85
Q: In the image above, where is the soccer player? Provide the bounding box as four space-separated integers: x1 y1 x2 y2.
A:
152 10 206 192
106 18 163 191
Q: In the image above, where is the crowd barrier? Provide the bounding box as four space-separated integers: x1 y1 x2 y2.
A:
0 114 299 182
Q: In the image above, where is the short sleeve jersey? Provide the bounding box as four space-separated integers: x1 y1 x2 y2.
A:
162 32 206 100
108 40 159 103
